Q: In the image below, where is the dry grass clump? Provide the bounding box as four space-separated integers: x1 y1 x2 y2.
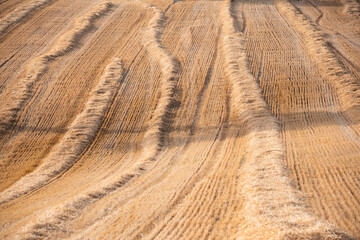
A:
220 0 350 239
0 57 123 204
0 1 113 138
275 0 359 112
0 0 54 35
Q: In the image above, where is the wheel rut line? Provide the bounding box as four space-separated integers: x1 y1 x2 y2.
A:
189 28 220 136
256 50 264 83
136 77 229 238
164 0 184 13
0 48 21 96
302 1 360 74
303 0 324 25
147 86 231 239
78 74 228 239
167 152 229 238
161 51 233 240
177 137 241 239
138 125 225 240
0 51 16 69
338 33 360 49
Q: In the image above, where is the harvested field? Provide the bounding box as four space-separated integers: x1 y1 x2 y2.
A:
0 0 359 239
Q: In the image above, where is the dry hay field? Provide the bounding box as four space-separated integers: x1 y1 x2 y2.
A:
0 0 359 239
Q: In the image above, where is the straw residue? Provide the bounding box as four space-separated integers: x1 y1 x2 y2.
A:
0 57 123 204
137 1 179 161
0 1 113 138
0 0 54 35
275 0 359 111
342 0 360 18
13 3 179 238
220 0 349 239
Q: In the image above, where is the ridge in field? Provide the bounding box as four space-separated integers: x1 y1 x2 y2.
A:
13 2 181 238
275 0 360 120
0 0 54 35
0 56 123 205
342 0 360 17
0 0 359 239
221 0 353 239
137 0 179 159
0 1 113 138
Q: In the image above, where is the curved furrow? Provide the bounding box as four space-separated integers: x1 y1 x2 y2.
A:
135 0 179 161
0 0 358 239
220 1 349 239
298 0 360 77
52 4 227 239
103 72 227 239
153 158 225 239
123 131 225 239
274 0 359 114
166 138 241 240
303 0 324 25
0 1 113 139
3 3 153 228
13 3 179 238
0 2 148 194
240 0 360 237
4 59 125 240
0 0 56 35
63 0 181 200
142 40 244 240
0 0 104 92
0 57 123 205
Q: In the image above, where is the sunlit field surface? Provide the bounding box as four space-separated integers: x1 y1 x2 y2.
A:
0 0 359 239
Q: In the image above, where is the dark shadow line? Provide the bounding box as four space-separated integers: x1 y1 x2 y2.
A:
13 107 360 137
